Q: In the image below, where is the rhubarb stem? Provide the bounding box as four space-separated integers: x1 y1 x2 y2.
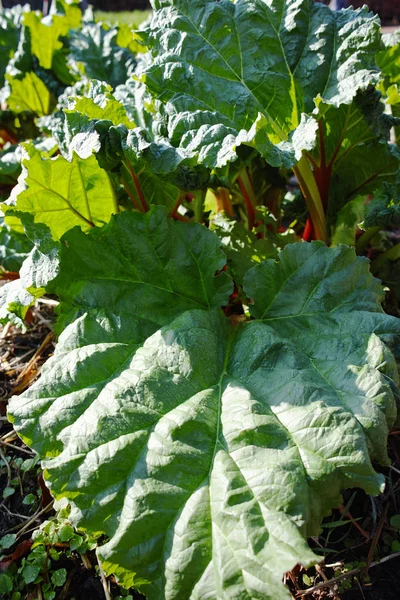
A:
122 160 148 212
238 169 257 230
216 188 234 216
293 154 327 243
193 189 206 223
355 226 381 255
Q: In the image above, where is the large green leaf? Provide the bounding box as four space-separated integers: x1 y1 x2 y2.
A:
8 211 399 599
23 6 81 70
68 23 137 89
6 72 55 116
2 146 119 240
139 0 381 167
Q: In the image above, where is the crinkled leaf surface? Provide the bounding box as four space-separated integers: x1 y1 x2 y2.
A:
363 182 400 229
70 123 197 213
3 146 118 240
68 23 137 89
119 128 194 212
64 81 136 160
8 210 400 599
140 0 381 167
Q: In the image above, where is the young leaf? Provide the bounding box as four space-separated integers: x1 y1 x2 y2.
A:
8 216 399 599
3 145 119 240
377 30 400 88
331 196 365 247
0 144 23 186
0 574 13 594
0 278 35 328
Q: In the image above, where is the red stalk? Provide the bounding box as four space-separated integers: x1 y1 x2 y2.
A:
169 193 189 221
0 270 20 281
123 161 149 212
302 219 314 242
216 188 234 216
302 121 331 241
121 175 145 212
238 176 255 230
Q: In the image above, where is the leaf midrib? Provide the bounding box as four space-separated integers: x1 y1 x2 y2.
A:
174 1 291 140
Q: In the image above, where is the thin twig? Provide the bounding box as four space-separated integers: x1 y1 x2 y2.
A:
0 446 11 486
98 560 112 600
1 322 11 339
0 440 34 456
364 503 389 575
0 431 17 444
13 331 54 393
36 297 59 307
7 348 36 367
355 576 367 600
339 505 369 540
0 503 31 520
15 502 54 537
315 564 341 600
81 553 92 570
295 552 400 597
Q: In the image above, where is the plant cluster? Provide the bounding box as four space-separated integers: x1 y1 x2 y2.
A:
1 1 400 598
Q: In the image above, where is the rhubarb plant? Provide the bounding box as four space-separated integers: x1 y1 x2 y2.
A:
1 1 400 599
8 210 400 599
